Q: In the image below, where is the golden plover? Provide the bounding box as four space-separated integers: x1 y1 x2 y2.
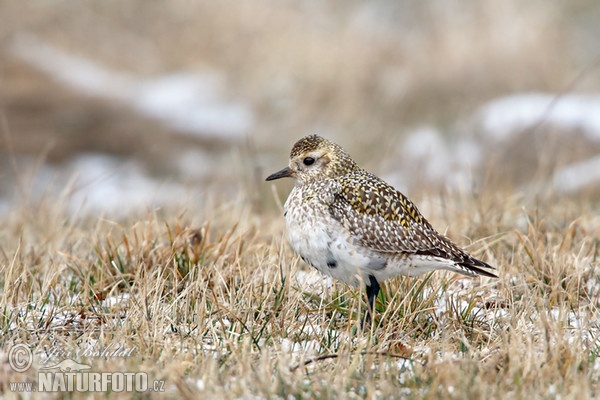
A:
266 135 496 321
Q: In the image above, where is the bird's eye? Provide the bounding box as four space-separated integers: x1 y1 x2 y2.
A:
303 157 315 166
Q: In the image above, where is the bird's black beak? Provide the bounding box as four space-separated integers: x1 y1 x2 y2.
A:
266 166 293 181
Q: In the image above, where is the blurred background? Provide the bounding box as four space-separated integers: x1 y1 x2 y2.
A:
1 0 599 217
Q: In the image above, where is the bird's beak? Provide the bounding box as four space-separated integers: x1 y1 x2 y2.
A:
266 166 293 181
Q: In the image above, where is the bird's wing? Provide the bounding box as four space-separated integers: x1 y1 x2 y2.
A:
328 172 497 277
328 172 439 253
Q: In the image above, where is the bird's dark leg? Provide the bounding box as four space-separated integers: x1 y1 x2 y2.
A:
366 275 380 314
362 275 380 328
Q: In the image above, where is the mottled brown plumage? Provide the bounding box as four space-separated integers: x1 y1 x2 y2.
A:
266 134 496 321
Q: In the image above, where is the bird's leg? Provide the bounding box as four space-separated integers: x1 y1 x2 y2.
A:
362 275 380 328
366 275 380 314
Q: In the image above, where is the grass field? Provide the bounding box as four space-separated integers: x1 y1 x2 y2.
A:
1 1 600 398
1 180 598 398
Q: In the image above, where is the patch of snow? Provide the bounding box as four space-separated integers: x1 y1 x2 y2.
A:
66 154 189 216
403 127 447 167
281 338 323 356
2 153 195 217
10 34 253 139
134 74 253 137
102 293 131 308
478 92 600 142
386 93 600 193
293 270 333 292
398 127 482 189
552 155 600 193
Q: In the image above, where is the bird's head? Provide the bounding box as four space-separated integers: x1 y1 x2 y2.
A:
266 135 358 184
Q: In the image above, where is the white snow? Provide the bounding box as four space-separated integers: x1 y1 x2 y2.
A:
552 154 600 193
393 93 600 193
293 269 333 293
398 127 481 189
66 153 189 216
102 293 131 308
478 92 600 193
10 34 253 139
133 73 253 137
280 338 323 356
0 154 193 217
478 92 600 142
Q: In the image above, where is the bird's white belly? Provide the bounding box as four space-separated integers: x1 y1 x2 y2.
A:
284 200 380 287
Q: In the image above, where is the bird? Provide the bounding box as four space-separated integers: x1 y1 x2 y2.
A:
266 134 497 324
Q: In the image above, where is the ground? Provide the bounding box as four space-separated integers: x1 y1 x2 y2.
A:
1 184 598 398
1 1 599 398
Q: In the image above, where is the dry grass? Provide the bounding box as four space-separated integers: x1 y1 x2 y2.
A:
1 1 599 398
0 183 598 399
